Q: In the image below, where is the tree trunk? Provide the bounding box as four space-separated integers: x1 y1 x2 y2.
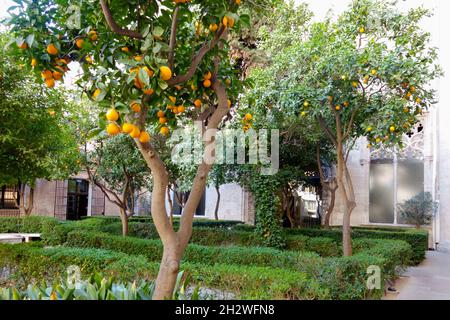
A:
323 179 338 229
337 148 356 257
18 185 34 216
214 185 220 220
119 208 129 236
153 242 184 300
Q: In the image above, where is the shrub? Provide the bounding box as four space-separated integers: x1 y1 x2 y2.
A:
397 192 436 229
0 243 327 300
62 230 410 299
65 230 321 271
0 272 194 300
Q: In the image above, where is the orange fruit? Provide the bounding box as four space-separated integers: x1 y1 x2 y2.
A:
92 88 102 100
143 66 154 77
343 101 349 107
177 105 185 113
107 123 121 136
160 66 172 81
134 77 143 89
236 0 241 4
52 70 63 80
18 42 28 49
160 126 170 136
130 126 141 139
75 38 84 49
88 30 98 41
134 55 144 61
209 24 218 32
335 105 341 111
131 103 141 113
203 79 212 88
367 127 372 132
225 78 231 86
139 131 151 143
47 43 58 55
390 126 396 133
31 58 37 67
244 113 252 121
122 123 134 134
159 117 167 124
121 47 129 52
194 99 202 108
169 96 177 104
143 88 154 95
106 109 119 121
227 16 235 28
222 16 229 27
41 70 53 79
157 110 165 118
227 99 232 108
204 71 212 80
45 78 55 88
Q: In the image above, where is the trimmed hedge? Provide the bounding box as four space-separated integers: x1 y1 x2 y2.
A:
0 217 423 263
65 229 322 270
280 227 428 265
63 230 411 299
0 243 327 300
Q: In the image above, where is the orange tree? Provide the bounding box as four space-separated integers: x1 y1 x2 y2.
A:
6 0 250 299
241 0 441 256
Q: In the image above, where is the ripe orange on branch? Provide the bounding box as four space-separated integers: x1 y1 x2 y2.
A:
160 126 170 136
160 66 172 81
106 109 119 122
122 123 134 134
107 123 121 136
47 43 58 55
139 131 151 143
45 78 55 88
75 38 84 49
131 102 142 113
194 99 202 108
130 126 141 139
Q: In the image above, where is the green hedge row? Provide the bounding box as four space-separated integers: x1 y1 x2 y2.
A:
0 216 424 264
0 217 413 299
279 227 428 265
0 243 327 300
73 218 425 263
63 229 412 299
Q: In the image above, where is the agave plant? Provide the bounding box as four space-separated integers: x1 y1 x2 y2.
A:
0 271 195 300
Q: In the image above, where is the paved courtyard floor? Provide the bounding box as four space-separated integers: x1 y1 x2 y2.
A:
384 250 450 300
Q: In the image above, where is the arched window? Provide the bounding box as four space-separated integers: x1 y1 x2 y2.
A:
369 124 424 225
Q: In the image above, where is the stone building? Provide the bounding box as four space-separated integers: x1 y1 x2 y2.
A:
0 172 255 224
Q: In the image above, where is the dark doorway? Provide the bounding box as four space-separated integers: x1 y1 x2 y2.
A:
67 179 89 220
173 190 206 216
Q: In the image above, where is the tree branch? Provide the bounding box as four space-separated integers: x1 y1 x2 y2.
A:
168 5 180 71
100 0 144 39
167 26 227 86
318 115 337 146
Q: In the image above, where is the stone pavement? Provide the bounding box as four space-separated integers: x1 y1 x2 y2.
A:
384 250 450 300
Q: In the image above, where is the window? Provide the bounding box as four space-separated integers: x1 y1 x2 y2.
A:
369 160 395 224
0 185 19 209
369 158 424 225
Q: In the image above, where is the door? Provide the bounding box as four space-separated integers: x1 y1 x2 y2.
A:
66 179 89 220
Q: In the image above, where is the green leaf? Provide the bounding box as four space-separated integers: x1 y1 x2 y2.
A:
152 26 164 37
